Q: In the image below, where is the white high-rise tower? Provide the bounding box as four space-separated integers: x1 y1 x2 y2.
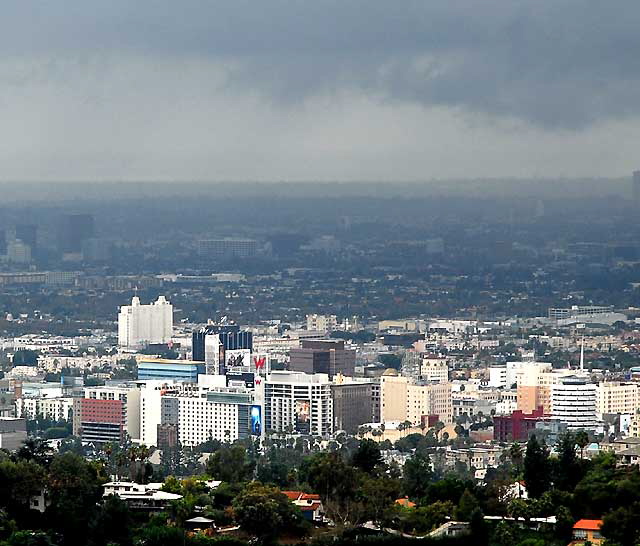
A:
118 296 173 348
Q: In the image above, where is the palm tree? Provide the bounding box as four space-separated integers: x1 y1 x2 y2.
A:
137 444 150 483
575 430 589 459
509 442 524 474
128 446 139 481
115 451 127 480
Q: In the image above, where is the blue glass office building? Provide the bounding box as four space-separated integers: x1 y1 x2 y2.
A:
137 358 205 382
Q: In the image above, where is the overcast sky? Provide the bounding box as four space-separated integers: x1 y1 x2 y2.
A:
2 1 640 182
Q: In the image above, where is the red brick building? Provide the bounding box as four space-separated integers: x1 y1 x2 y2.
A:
493 407 548 443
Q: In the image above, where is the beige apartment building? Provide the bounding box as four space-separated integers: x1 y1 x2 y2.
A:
420 358 449 382
596 382 640 416
380 371 452 425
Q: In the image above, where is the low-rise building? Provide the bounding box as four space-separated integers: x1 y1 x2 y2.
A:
103 481 182 512
572 519 603 545
0 417 26 451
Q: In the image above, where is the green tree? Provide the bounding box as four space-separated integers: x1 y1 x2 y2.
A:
232 482 307 541
454 488 479 522
300 452 364 526
15 439 51 467
1 530 57 546
88 495 133 546
359 475 401 525
205 444 254 483
46 453 103 544
509 442 524 476
523 435 550 498
575 430 589 459
601 502 640 546
350 439 382 474
402 452 433 500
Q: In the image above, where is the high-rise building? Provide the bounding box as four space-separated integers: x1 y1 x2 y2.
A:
331 379 376 434
420 358 449 382
15 224 37 256
159 388 255 446
83 386 141 439
57 214 95 255
72 398 124 444
118 296 173 348
379 371 453 425
551 375 597 431
264 371 333 436
289 339 355 379
596 382 640 417
197 238 258 260
6 239 31 264
192 323 253 375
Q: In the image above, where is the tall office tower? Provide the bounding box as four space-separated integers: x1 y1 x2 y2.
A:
57 214 95 255
289 339 355 379
552 375 597 431
118 296 173 348
634 171 640 206
192 323 253 375
15 224 37 256
331 378 376 434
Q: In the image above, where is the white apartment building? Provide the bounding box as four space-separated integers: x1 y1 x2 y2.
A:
306 314 338 333
160 387 254 447
16 396 74 421
552 375 598 431
596 382 640 417
139 381 167 446
488 367 507 388
264 371 333 436
84 386 141 439
118 296 173 348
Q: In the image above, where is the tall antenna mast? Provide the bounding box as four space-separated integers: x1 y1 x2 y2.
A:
580 335 585 373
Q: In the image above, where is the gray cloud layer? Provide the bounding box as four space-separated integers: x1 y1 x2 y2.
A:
3 1 639 128
0 1 639 180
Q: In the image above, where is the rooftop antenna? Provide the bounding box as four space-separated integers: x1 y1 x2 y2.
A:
580 335 585 373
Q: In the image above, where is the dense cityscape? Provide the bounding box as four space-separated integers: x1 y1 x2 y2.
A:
3 2 640 545
0 178 637 545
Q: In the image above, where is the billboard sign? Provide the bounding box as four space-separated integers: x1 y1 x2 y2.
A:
250 405 262 436
226 371 255 389
225 349 251 370
295 400 311 434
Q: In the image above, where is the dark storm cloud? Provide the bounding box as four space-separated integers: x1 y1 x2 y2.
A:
1 1 639 128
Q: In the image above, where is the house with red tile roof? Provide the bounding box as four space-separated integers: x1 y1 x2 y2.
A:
571 519 603 545
281 491 325 523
